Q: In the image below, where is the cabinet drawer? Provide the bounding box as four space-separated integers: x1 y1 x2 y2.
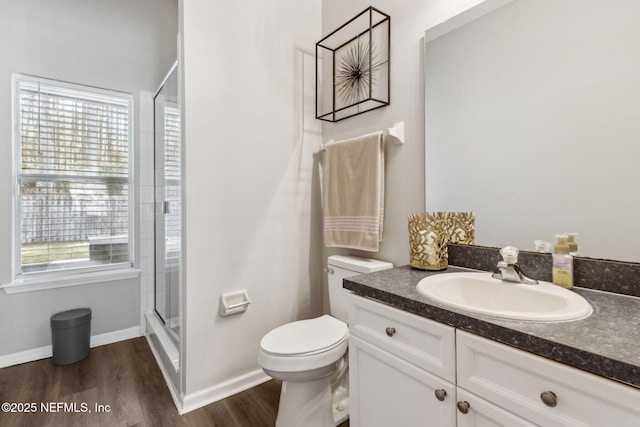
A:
457 330 640 427
348 293 456 382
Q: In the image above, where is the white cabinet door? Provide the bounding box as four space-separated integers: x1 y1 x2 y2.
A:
349 335 456 427
456 387 536 427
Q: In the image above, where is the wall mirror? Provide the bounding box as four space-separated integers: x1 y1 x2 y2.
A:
424 0 640 262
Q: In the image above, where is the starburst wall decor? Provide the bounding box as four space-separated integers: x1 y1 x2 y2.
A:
316 7 390 122
335 41 382 105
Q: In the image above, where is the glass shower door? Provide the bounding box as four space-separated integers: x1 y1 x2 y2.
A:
154 62 181 343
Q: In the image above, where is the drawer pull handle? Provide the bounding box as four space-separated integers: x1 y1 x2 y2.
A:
540 391 557 407
456 401 470 414
385 327 396 337
434 389 447 401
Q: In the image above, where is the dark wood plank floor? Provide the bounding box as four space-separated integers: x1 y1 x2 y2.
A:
0 337 350 427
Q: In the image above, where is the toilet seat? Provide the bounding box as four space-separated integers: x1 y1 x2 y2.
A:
259 315 348 373
261 315 348 356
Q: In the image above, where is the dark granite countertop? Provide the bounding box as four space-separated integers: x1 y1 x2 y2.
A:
344 265 640 390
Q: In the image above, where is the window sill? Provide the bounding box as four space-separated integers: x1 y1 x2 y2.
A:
1 267 141 294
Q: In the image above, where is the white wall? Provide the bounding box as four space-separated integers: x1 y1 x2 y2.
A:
0 0 178 358
180 0 323 404
321 0 487 268
178 0 494 407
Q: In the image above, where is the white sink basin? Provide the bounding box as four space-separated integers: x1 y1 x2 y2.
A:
416 272 592 322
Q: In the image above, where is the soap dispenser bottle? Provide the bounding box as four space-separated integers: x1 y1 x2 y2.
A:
552 234 573 289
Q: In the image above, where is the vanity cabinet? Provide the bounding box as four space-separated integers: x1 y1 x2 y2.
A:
348 294 456 427
349 295 640 427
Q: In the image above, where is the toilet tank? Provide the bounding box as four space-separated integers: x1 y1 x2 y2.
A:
327 255 393 323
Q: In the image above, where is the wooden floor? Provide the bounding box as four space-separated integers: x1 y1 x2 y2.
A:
0 337 350 427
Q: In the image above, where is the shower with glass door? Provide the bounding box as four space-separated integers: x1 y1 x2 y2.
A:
154 62 182 345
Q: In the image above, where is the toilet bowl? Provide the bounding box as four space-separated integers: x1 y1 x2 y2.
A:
258 255 393 427
259 315 349 427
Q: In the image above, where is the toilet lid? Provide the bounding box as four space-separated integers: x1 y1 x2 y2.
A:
261 315 348 356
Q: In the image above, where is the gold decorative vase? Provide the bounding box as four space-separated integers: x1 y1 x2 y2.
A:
408 212 475 270
408 212 449 270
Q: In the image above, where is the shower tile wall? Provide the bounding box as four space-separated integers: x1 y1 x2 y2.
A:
139 90 156 330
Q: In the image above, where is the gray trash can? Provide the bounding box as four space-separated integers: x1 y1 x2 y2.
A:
51 308 91 365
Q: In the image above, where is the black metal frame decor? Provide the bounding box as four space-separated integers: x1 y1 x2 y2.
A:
316 7 390 123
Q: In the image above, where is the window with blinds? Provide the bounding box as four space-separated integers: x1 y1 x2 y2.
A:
13 74 133 276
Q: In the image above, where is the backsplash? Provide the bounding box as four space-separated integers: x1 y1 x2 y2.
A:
448 244 640 298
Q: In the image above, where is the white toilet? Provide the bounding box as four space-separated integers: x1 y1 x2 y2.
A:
259 255 393 427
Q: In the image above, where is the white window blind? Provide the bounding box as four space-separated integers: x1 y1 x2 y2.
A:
14 75 133 276
164 104 181 256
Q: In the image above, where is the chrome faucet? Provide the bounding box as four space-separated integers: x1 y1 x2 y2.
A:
492 246 538 285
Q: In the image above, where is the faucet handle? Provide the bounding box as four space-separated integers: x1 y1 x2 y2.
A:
499 246 519 264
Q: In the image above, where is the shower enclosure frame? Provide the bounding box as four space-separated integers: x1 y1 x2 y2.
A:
153 60 182 346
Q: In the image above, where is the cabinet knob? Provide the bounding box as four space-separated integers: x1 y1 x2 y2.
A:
540 391 557 407
434 389 447 401
456 401 470 414
385 327 396 337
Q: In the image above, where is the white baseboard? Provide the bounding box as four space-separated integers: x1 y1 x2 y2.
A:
0 345 52 369
143 312 270 415
90 326 141 348
181 369 271 414
0 326 142 369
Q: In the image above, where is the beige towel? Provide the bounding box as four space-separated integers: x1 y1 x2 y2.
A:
323 132 384 251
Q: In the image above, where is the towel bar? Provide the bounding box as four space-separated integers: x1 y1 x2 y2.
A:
321 121 405 151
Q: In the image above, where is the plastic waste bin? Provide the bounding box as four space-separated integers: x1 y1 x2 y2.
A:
51 308 92 365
